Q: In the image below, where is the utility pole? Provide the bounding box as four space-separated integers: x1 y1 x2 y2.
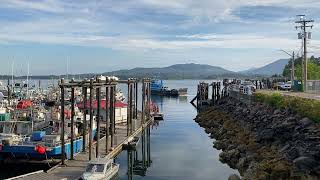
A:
295 15 314 91
279 49 296 83
291 51 295 82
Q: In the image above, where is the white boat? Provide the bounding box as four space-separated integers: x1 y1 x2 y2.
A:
80 158 119 180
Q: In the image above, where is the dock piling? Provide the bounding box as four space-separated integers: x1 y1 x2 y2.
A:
89 78 94 160
96 77 101 158
59 78 66 165
105 86 110 154
82 86 87 152
70 85 75 160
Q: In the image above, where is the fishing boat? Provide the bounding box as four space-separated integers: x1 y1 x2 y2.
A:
0 104 97 161
80 158 119 180
151 80 180 96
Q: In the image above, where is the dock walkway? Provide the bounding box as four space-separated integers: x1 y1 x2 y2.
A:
9 118 151 180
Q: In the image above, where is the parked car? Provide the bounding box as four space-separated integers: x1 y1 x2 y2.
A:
276 81 291 90
239 81 256 95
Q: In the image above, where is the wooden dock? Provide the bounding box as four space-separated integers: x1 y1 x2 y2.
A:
7 77 153 180
8 118 152 180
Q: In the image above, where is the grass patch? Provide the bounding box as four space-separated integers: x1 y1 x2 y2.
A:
254 92 320 123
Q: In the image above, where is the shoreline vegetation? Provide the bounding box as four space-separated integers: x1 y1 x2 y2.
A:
255 92 320 123
195 96 320 179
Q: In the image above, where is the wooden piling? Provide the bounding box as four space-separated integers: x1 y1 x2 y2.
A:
110 86 115 148
82 86 87 152
89 79 94 160
127 80 131 136
105 86 110 154
129 81 133 134
70 86 75 160
60 79 66 165
96 78 101 158
135 81 138 119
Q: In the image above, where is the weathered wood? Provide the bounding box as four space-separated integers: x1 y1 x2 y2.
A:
82 86 87 152
89 79 94 161
60 79 65 165
70 87 75 160
96 81 101 158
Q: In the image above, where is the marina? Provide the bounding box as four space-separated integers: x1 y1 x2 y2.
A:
1 2 320 179
0 77 158 179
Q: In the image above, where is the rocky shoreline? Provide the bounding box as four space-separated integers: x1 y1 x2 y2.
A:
195 97 320 180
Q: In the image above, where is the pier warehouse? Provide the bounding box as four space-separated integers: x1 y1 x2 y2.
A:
77 100 127 124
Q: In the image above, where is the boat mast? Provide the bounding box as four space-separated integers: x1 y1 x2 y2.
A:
27 62 30 98
11 61 14 91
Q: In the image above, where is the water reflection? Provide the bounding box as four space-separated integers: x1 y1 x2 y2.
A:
115 80 239 180
126 125 153 180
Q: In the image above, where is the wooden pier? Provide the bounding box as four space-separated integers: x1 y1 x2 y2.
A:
7 77 153 180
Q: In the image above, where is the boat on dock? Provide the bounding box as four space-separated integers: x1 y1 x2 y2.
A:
80 158 119 180
150 102 164 120
0 103 97 162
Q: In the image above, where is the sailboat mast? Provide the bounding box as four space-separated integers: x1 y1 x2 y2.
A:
11 61 14 90
27 62 29 98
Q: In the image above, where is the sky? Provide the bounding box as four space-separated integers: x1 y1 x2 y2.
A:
1 0 320 75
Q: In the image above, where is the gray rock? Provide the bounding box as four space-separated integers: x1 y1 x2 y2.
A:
228 174 241 180
293 156 317 172
300 117 312 127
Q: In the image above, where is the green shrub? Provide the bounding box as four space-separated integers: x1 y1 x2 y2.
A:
254 93 320 123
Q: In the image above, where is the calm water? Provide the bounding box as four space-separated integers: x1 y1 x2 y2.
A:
116 80 239 180
0 79 238 179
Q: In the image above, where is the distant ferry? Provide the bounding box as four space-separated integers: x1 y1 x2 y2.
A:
151 80 187 96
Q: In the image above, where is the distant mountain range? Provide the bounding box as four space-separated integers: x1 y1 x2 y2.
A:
102 63 235 79
239 59 289 76
0 60 289 80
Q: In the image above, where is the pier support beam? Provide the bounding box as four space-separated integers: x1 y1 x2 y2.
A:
105 86 110 154
82 86 87 152
60 79 66 165
135 81 138 119
110 85 115 148
70 85 75 160
127 80 131 136
96 78 101 158
89 79 94 161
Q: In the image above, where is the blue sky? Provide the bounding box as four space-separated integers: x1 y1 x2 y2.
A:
1 0 320 75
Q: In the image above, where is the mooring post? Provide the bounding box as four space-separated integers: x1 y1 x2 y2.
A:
82 85 87 152
96 78 101 158
217 82 221 101
141 80 145 124
60 78 66 165
147 125 151 167
148 81 151 118
127 80 131 136
112 85 116 135
141 79 146 168
135 80 138 120
110 85 115 148
213 83 216 105
70 84 75 160
105 86 110 154
7 86 11 106
89 78 94 160
129 80 134 134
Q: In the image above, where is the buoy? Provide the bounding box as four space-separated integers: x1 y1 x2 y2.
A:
35 145 46 154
